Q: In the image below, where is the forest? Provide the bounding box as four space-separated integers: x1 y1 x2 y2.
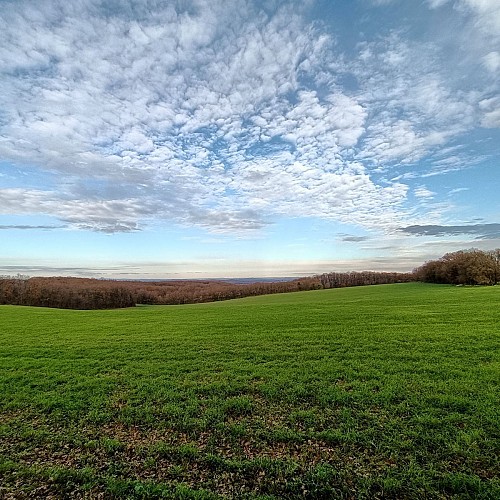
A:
414 248 500 286
0 249 498 309
0 272 412 310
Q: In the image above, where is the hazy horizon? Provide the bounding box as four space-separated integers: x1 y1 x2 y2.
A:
0 257 417 280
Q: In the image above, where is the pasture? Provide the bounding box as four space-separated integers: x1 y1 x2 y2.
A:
0 283 499 498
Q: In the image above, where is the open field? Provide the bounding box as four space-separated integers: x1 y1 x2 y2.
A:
0 283 499 499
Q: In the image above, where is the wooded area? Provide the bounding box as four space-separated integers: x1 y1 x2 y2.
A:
1 249 497 309
414 249 500 286
0 271 413 309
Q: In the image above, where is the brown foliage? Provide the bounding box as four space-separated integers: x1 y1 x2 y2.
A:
0 277 136 309
0 271 415 310
413 249 500 286
318 271 413 289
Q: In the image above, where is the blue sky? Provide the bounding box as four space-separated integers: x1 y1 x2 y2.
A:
0 0 499 278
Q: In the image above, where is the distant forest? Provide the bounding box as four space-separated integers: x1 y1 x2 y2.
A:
0 272 412 310
1 249 498 309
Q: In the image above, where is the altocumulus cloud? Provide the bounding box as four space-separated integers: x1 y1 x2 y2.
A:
0 0 498 235
0 0 406 233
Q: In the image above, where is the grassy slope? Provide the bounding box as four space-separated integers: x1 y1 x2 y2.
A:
0 283 499 498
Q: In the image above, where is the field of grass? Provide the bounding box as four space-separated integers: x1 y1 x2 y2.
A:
0 283 499 499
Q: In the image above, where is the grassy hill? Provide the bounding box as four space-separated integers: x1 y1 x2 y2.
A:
1 283 499 498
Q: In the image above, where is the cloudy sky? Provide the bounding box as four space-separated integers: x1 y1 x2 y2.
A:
1 0 499 278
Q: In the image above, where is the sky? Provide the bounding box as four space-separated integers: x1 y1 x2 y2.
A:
0 0 499 279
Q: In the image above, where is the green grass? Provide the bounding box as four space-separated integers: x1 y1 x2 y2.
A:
0 283 499 498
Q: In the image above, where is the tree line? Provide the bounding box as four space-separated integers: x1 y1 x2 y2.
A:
0 277 136 310
0 271 413 310
414 249 500 286
1 249 497 309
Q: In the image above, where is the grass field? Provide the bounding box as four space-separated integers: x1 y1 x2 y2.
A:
0 283 499 499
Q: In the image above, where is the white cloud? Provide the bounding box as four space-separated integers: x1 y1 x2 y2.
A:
414 187 436 199
425 1 500 78
229 156 408 230
368 0 397 5
479 97 500 127
0 188 144 233
0 0 497 237
426 0 500 37
120 130 155 155
458 0 500 39
352 35 481 172
0 0 413 234
483 51 500 73
448 187 469 194
426 0 451 8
